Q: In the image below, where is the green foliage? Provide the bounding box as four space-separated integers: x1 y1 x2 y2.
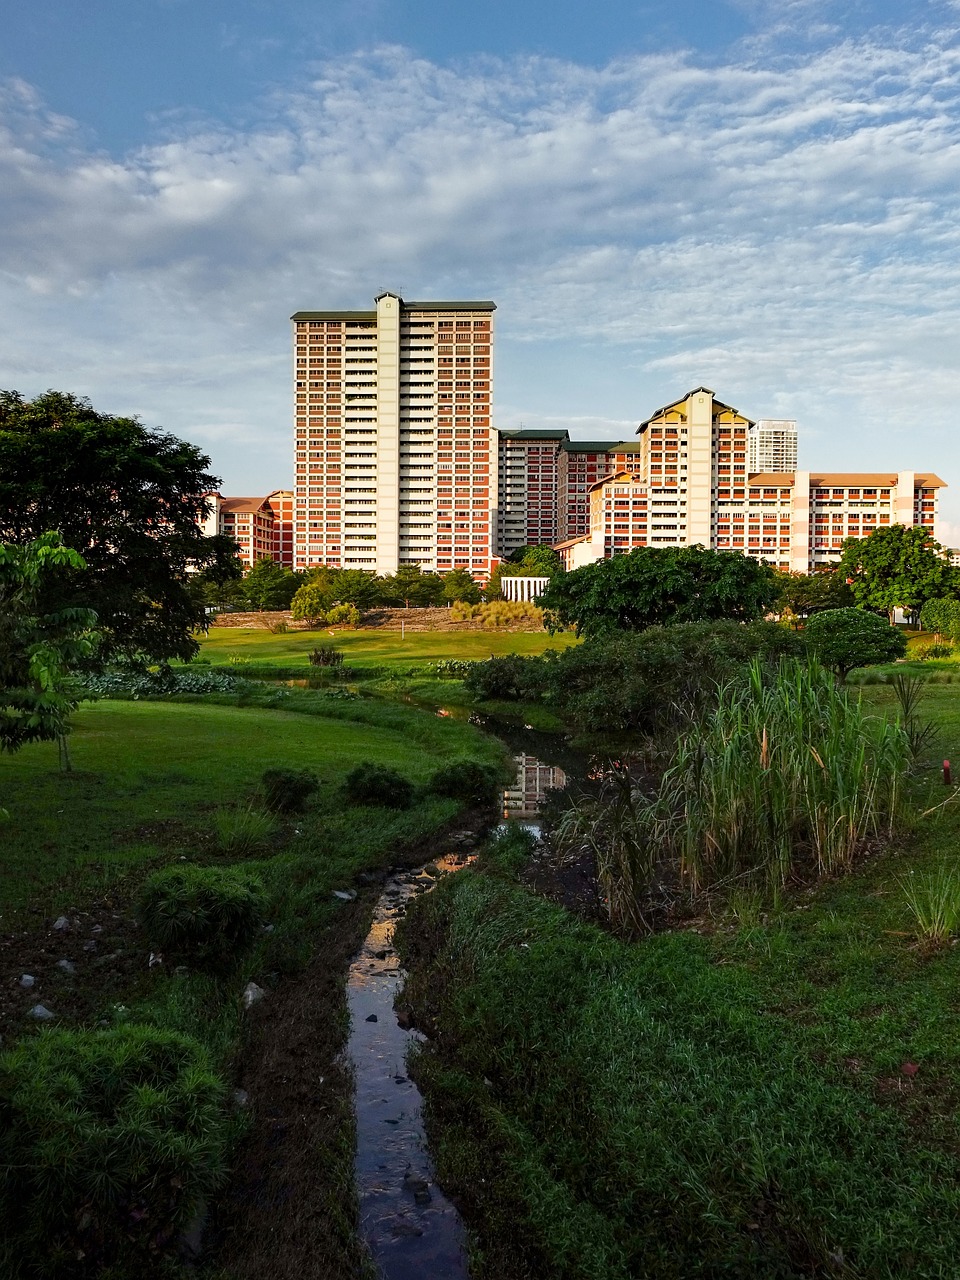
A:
0 532 99 756
503 545 564 577
138 863 267 968
539 545 780 638
212 805 277 854
241 557 301 611
83 665 251 698
919 596 960 643
380 565 445 608
900 864 960 941
890 673 938 762
804 608 906 681
0 389 234 663
308 645 344 667
428 760 502 809
0 1024 229 1276
344 762 414 809
325 602 361 627
838 524 959 620
442 568 482 604
291 582 332 624
462 653 546 703
433 658 478 679
915 642 954 661
776 568 853 622
261 767 319 813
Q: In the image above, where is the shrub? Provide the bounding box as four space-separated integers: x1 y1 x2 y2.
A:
0 1024 229 1277
325 602 361 627
804 608 906 681
344 762 413 809
83 667 251 698
290 582 332 625
433 658 478 679
138 864 267 969
261 767 319 813
462 653 547 702
901 864 960 942
915 642 953 661
308 645 344 668
213 805 277 854
450 600 544 628
268 618 289 635
429 760 502 809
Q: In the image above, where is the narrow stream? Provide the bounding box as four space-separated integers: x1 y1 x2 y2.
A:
346 743 573 1280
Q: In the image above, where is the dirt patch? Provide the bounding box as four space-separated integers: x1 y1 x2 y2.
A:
209 608 543 633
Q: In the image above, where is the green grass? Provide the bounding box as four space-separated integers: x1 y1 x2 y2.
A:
196 624 578 670
0 692 502 915
398 685 960 1279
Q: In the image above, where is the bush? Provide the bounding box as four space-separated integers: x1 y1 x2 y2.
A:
804 608 906 681
308 645 344 668
268 618 289 634
0 1024 229 1277
433 658 478 679
428 760 502 809
344 762 413 809
325 602 361 627
462 653 547 702
915 643 953 661
138 864 267 970
261 767 319 813
83 667 251 698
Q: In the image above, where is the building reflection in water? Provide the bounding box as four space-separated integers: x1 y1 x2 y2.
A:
503 753 567 821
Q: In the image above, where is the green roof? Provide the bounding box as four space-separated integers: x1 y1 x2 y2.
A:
292 299 496 321
291 311 376 321
499 429 570 441
561 439 616 452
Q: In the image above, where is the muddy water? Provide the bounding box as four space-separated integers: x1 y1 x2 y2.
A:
346 855 473 1279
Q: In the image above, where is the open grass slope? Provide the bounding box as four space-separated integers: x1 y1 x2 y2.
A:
196 624 578 670
397 689 960 1280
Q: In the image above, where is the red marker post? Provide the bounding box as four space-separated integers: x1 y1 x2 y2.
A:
945 759 952 787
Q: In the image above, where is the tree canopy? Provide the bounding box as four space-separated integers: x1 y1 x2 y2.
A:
776 569 853 624
240 557 302 611
803 608 906 681
0 533 99 763
0 390 236 662
919 597 960 644
537 546 780 638
837 525 958 621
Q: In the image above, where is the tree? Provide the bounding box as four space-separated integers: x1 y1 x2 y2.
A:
0 533 99 770
442 568 482 604
537 546 780 638
241 557 301 611
919 597 960 644
502 545 565 578
837 525 958 623
290 583 331 626
380 566 445 608
776 570 853 625
0 390 237 663
803 608 906 682
327 569 383 610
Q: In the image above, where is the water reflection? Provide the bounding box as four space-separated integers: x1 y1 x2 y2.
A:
503 753 567 822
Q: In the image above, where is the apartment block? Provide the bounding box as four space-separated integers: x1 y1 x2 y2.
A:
748 419 798 473
556 389 945 575
497 428 569 553
292 293 496 576
202 490 294 569
557 441 617 540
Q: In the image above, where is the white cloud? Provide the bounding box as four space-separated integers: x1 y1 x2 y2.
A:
0 32 959 522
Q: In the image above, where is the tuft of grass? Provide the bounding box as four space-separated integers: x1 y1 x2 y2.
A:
213 804 277 854
900 863 960 942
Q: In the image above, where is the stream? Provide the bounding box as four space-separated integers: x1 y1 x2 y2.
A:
345 737 573 1279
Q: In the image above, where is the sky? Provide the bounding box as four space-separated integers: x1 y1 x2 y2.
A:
2 0 960 540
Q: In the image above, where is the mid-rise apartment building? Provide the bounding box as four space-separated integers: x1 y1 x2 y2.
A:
292 292 496 576
202 490 294 569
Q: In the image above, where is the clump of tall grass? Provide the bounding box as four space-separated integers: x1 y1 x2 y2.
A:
451 600 544 628
900 864 960 942
661 659 909 893
213 804 277 853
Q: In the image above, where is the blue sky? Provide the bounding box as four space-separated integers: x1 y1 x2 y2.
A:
2 0 959 538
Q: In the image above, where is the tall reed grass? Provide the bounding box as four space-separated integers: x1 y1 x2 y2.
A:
659 659 909 893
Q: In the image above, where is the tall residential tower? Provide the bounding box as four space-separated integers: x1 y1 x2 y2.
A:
292 292 497 576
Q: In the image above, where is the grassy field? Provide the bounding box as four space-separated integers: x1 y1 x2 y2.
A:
398 683 960 1279
197 625 578 669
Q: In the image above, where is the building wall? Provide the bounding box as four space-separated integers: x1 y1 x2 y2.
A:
748 419 798 473
496 430 566 554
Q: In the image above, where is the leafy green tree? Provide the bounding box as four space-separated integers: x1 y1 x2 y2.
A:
329 569 383 610
241 557 301 611
380 565 445 608
919 597 960 643
502 545 564 577
804 608 906 682
776 570 853 625
0 533 99 770
290 583 330 626
0 389 236 663
837 525 958 623
442 568 482 604
538 546 780 638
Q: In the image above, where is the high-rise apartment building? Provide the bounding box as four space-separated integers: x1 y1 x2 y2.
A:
497 428 569 553
292 293 497 576
748 419 798 473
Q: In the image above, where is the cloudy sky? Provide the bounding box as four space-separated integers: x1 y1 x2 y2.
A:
3 0 960 538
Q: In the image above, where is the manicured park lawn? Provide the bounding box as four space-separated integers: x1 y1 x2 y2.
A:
0 694 498 915
196 625 578 669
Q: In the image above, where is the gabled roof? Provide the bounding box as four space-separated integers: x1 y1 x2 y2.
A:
219 497 269 514
637 387 754 434
807 473 947 489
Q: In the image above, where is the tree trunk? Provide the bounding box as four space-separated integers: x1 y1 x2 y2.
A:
58 733 72 773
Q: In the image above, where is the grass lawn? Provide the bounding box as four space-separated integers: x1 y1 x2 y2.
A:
398 683 960 1279
196 625 578 670
0 693 501 916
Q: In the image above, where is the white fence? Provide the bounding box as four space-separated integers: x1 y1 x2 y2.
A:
500 575 551 602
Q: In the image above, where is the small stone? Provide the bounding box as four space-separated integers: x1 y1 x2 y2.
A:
242 982 266 1009
261 924 275 934
55 959 76 976
332 890 356 902
90 924 103 935
83 940 97 952
233 1089 250 1109
29 1004 56 1021
365 1014 378 1022
52 916 70 932
403 1174 430 1195
19 974 35 989
390 1219 423 1237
